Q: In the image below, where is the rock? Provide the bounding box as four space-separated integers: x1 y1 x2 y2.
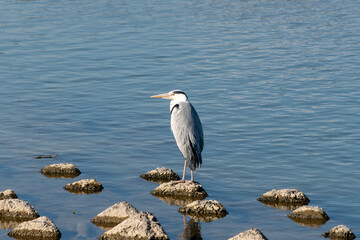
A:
323 225 356 240
288 206 329 226
64 179 103 194
35 154 58 159
8 216 61 239
228 228 268 240
0 189 18 200
0 199 39 220
140 167 180 182
151 181 208 200
41 163 81 178
257 189 310 206
98 211 169 240
178 200 228 222
91 201 139 228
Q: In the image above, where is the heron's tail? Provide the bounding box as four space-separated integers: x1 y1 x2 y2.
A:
188 144 202 171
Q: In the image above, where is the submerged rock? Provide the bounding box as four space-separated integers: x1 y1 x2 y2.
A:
178 200 228 222
228 228 268 240
35 154 58 159
288 206 329 226
0 189 18 200
0 199 39 220
91 201 139 228
151 181 208 200
98 211 169 240
41 163 81 178
140 167 180 182
323 225 356 240
64 179 103 194
8 216 61 239
257 189 310 206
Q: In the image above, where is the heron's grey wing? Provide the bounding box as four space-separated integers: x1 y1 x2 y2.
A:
171 102 203 170
190 103 204 152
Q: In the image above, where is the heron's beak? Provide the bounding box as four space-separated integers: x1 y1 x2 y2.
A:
151 93 172 99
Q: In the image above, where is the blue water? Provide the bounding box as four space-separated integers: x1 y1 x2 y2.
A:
1 0 360 239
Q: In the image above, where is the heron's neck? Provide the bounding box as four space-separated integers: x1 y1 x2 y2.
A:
170 98 188 112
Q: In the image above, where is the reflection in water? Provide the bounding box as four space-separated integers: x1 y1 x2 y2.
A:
90 221 117 231
288 216 329 228
152 194 199 207
258 201 307 211
0 218 23 230
178 215 202 240
41 172 80 179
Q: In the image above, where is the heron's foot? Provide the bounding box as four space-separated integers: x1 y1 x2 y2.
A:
171 180 185 184
185 180 194 184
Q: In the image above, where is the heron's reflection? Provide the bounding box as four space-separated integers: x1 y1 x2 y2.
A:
178 215 202 240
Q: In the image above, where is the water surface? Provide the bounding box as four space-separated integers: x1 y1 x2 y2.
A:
1 0 360 239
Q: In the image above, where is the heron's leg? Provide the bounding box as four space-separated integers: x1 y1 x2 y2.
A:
189 170 194 183
181 159 187 182
185 170 194 183
172 160 187 184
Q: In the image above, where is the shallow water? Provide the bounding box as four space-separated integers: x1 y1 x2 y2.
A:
1 0 360 239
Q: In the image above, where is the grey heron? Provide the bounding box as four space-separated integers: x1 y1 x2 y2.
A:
151 90 204 183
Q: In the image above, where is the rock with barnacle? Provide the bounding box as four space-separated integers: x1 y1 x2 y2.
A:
178 200 228 222
323 225 356 240
8 216 61 239
64 179 103 194
0 189 18 200
91 201 139 228
98 211 169 240
41 163 81 178
288 206 329 226
228 228 268 240
0 199 39 220
151 181 208 200
140 167 180 182
257 189 310 206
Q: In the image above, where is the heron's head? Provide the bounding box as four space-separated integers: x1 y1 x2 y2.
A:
151 90 188 102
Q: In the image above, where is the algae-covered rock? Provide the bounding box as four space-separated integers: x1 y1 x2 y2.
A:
98 211 169 240
258 189 309 205
64 179 103 194
8 216 61 239
178 200 228 222
41 163 81 178
228 228 268 240
0 189 18 200
151 181 208 200
288 205 329 226
91 201 139 228
323 225 356 240
140 167 180 183
0 199 39 220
